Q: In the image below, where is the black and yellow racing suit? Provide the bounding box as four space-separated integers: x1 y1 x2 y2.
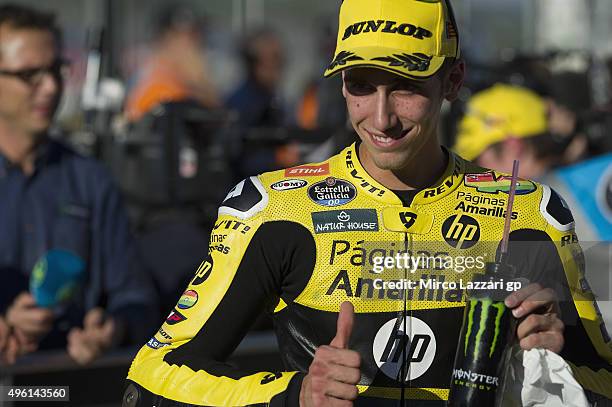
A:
125 144 612 406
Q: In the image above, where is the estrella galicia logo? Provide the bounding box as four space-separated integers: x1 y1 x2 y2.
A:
270 179 307 191
166 309 187 325
399 211 417 229
191 255 213 285
442 215 480 249
308 177 357 207
312 209 378 234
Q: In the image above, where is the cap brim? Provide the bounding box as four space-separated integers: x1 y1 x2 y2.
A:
324 46 447 80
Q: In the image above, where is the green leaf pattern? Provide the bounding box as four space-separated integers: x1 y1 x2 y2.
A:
328 51 364 70
372 53 432 71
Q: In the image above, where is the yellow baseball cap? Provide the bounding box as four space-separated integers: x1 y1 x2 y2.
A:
453 84 548 160
324 0 459 79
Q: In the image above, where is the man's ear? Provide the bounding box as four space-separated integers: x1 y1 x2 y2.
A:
444 59 465 101
341 71 348 99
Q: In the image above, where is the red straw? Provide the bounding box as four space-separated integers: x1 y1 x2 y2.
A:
500 160 520 258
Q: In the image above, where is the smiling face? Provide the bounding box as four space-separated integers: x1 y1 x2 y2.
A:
343 64 462 172
0 25 62 137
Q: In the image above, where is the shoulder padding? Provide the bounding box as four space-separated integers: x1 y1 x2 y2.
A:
539 184 575 232
218 176 269 220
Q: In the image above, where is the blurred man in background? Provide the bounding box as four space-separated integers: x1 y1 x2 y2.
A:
453 83 612 331
0 4 157 365
226 28 300 177
124 3 220 122
453 83 611 240
453 83 559 179
226 28 285 128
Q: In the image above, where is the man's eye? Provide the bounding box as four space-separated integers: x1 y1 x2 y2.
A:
346 81 375 96
393 83 418 94
18 69 41 82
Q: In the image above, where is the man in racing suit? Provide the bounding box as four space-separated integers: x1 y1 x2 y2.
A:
124 0 612 405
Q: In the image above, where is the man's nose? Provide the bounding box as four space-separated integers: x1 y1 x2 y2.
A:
37 71 61 96
373 88 397 132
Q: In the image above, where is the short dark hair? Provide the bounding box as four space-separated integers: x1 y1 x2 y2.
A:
0 4 62 47
438 57 458 78
154 3 202 38
489 133 564 161
240 28 280 77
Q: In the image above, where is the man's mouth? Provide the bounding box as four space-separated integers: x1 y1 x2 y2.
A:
368 128 413 147
371 134 394 144
32 104 54 116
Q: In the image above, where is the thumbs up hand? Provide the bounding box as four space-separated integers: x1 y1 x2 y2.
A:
300 302 361 407
330 302 354 349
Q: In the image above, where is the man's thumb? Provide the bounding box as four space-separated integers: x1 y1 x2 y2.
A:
330 301 354 349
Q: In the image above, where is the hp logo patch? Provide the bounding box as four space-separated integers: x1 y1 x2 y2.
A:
442 215 480 249
372 316 436 381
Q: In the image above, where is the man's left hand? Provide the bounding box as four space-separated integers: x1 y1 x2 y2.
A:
505 283 564 353
67 308 115 365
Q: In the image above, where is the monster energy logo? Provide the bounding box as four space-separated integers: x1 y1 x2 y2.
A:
464 298 506 358
452 368 499 387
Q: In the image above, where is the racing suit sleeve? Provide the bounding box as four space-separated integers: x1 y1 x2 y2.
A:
125 177 312 406
506 186 612 402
